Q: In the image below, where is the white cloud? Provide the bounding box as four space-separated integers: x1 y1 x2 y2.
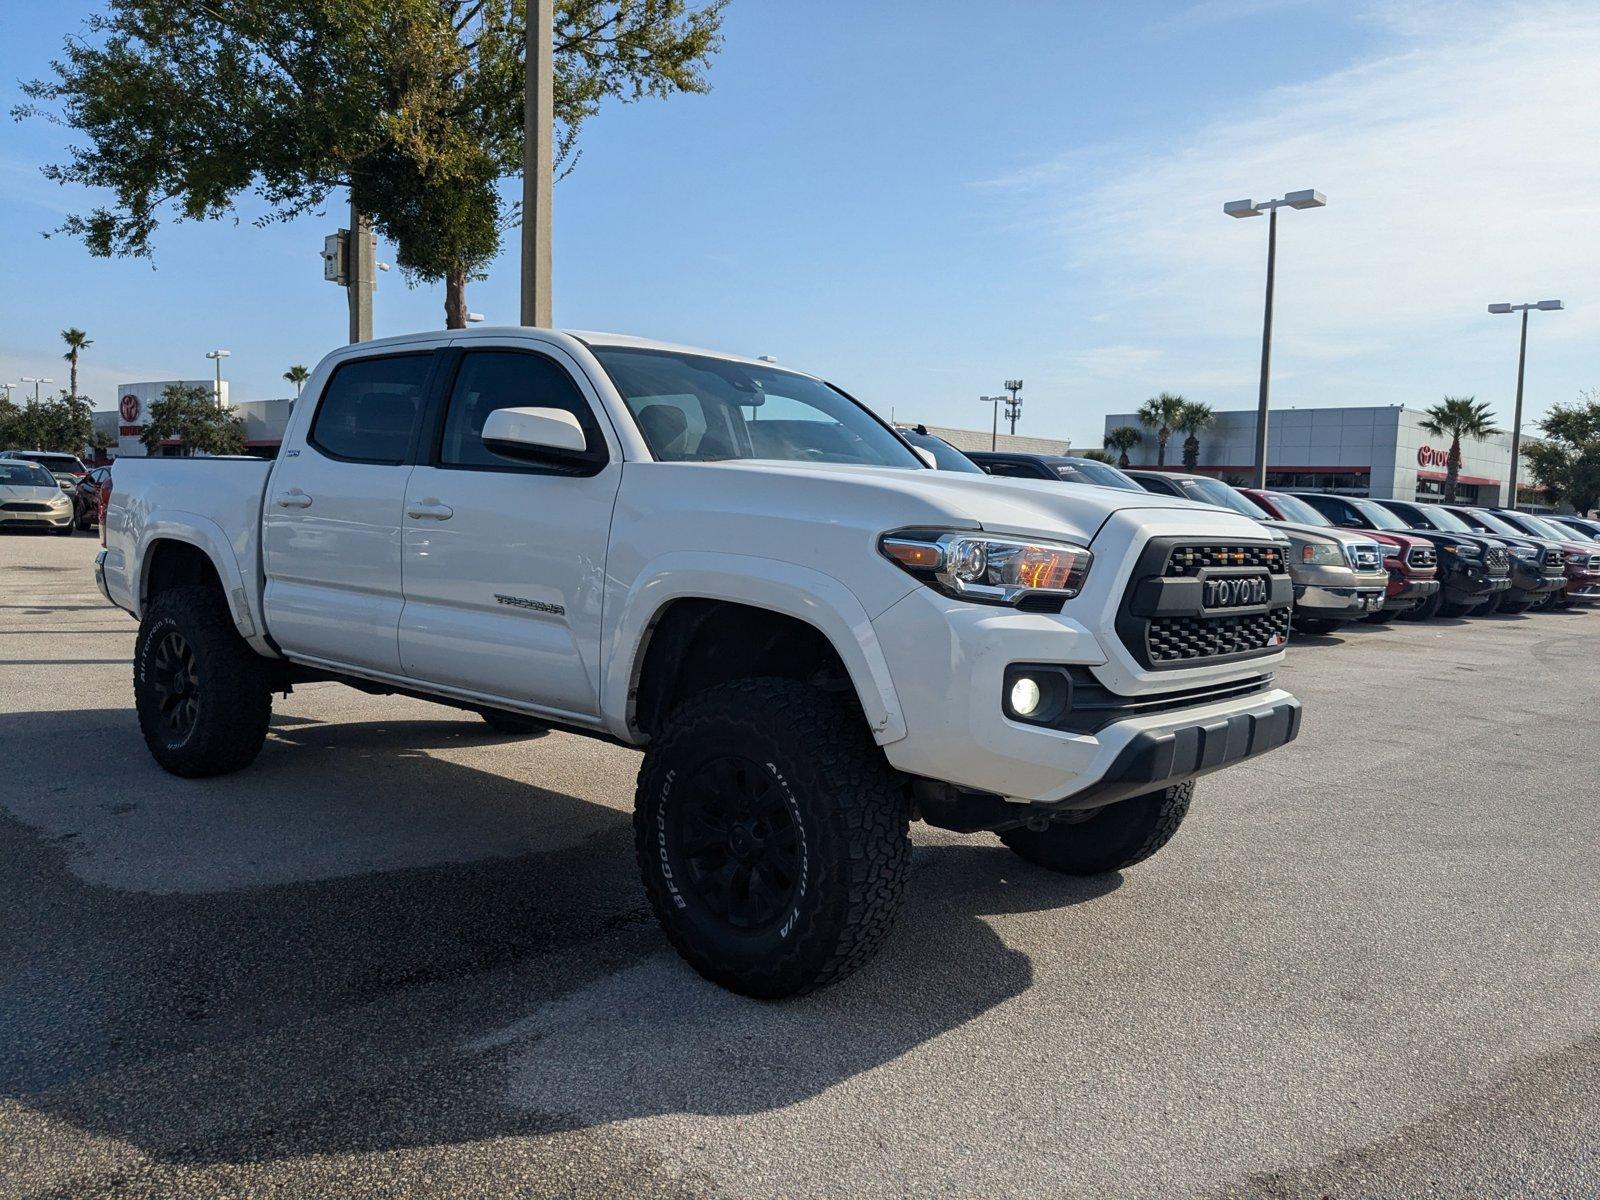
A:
1001 1 1600 423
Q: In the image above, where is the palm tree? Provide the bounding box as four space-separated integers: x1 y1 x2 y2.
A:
1103 425 1143 468
1136 392 1187 468
61 328 92 400
1420 396 1499 502
283 365 310 397
1174 401 1215 470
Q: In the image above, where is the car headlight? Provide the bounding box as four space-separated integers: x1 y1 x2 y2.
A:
51 493 71 508
1511 545 1538 561
1297 541 1344 566
1441 543 1481 559
880 529 1092 605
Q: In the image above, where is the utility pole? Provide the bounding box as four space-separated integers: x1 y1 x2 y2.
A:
348 201 374 343
1487 299 1563 507
1003 379 1023 435
205 350 230 408
521 0 554 327
979 395 1007 450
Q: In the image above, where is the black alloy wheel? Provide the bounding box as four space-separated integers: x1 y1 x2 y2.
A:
148 630 201 740
672 755 803 932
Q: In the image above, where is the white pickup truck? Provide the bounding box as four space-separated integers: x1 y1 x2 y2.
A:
98 328 1301 997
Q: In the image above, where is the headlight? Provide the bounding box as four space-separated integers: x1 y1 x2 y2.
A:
50 493 71 508
880 529 1092 605
1441 543 1481 559
1297 541 1344 566
1511 545 1538 561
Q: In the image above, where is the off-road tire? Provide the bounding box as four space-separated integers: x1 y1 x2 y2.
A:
634 677 911 999
1478 590 1504 616
134 585 272 778
1400 589 1444 621
477 708 547 735
1292 616 1342 637
999 781 1193 875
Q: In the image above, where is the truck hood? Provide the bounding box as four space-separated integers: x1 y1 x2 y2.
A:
691 460 1255 544
1258 519 1380 548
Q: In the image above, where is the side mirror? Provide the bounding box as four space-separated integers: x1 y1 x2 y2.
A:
481 406 590 462
912 446 938 469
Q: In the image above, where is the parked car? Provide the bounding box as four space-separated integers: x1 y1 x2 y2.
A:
0 449 88 479
1435 505 1569 613
1364 500 1513 616
0 460 76 534
1242 488 1438 622
74 465 113 531
1125 470 1387 635
968 451 1146 492
894 426 985 473
1487 509 1600 608
1546 514 1600 541
96 328 1302 998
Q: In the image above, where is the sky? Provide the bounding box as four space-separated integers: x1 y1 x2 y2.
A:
1 0 1596 450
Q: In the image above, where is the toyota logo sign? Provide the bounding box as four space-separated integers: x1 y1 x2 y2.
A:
119 393 141 422
1417 445 1451 468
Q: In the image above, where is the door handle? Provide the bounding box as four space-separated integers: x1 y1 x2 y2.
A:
275 491 313 509
406 502 454 521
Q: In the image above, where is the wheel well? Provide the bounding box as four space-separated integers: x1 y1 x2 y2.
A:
142 539 225 609
632 600 856 739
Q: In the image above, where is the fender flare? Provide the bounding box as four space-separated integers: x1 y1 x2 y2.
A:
133 512 271 652
603 552 909 746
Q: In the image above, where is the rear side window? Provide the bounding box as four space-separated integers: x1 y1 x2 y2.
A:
437 350 602 469
309 354 432 464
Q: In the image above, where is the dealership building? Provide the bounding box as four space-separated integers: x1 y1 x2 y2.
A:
92 382 293 459
1103 404 1539 506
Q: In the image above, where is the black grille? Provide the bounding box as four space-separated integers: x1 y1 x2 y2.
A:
1163 544 1288 577
1543 548 1567 568
1146 608 1292 664
1485 547 1510 574
1406 546 1436 569
1 501 52 512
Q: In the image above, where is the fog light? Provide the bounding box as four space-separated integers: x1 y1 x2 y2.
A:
1009 676 1043 717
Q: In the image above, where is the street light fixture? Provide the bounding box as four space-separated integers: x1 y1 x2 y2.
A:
1224 188 1327 488
20 377 54 403
206 350 231 408
978 395 1008 450
1003 379 1024 436
1488 299 1564 506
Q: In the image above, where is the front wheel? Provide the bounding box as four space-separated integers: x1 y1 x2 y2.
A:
134 585 272 778
1399 589 1444 621
634 678 911 999
1000 782 1194 875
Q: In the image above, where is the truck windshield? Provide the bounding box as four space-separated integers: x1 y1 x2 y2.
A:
1420 505 1475 533
1518 514 1577 541
1178 476 1270 518
899 429 983 473
1460 509 1524 537
594 347 922 470
1057 459 1143 491
1348 499 1411 531
1262 492 1333 526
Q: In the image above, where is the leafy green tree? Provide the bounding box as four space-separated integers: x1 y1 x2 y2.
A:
1419 396 1498 502
1135 393 1187 468
284 365 310 397
1528 393 1600 514
1103 425 1143 468
61 327 92 399
140 384 246 456
1174 401 1215 470
19 0 728 328
0 391 94 453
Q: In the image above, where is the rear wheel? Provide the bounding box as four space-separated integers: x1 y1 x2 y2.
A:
1000 782 1194 875
134 585 272 778
634 677 911 999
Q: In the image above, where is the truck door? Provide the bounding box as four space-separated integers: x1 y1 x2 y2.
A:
397 345 622 720
262 351 436 674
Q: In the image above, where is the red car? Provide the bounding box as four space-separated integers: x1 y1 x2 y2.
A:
1241 489 1440 622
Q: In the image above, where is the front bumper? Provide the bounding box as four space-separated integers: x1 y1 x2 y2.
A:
0 507 73 530
1382 577 1440 611
1294 583 1387 618
1563 574 1600 603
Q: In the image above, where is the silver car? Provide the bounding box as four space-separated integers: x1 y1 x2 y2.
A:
0 460 76 534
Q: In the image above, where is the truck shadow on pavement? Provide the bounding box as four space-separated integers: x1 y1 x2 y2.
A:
0 705 1117 1176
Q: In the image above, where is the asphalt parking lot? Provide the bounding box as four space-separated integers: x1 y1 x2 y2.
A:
2 531 1597 1200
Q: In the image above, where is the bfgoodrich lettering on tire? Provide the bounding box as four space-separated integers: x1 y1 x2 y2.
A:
633 677 911 999
999 781 1193 875
134 585 272 778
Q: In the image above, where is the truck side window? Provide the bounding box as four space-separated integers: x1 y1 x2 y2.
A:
437 350 603 469
309 354 432 464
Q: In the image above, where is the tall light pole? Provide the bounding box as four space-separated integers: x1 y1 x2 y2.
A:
20 377 54 403
979 395 1007 449
1487 299 1563 508
521 0 554 327
1003 379 1023 435
1224 188 1327 488
206 350 231 408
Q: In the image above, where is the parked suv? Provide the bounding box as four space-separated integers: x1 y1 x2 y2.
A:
1437 505 1568 613
1488 510 1600 608
1366 500 1513 616
1126 471 1387 635
1547 514 1600 542
1244 488 1438 622
895 426 985 473
969 451 1146 492
96 328 1303 998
